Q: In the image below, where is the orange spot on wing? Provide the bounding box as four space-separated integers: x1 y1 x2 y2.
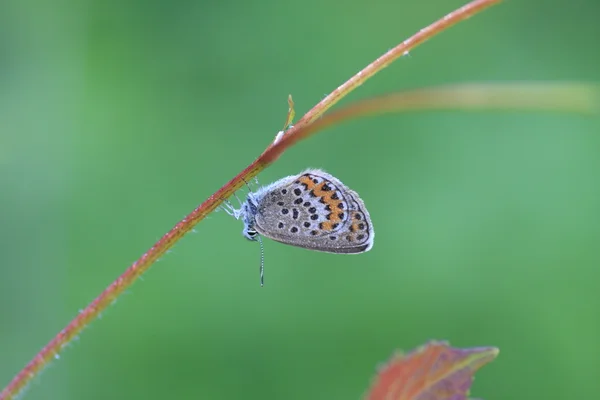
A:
350 214 367 235
328 211 341 223
311 181 326 197
321 221 333 230
299 175 316 189
321 221 341 231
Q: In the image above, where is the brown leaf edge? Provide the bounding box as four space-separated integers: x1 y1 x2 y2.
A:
365 341 499 400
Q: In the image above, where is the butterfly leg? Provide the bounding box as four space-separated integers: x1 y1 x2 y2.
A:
219 198 241 219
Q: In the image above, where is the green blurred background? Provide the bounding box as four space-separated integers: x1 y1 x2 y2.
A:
1 0 599 399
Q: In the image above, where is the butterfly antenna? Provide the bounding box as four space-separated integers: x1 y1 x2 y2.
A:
257 235 265 287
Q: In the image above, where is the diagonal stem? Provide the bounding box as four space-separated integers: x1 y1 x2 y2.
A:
293 0 503 128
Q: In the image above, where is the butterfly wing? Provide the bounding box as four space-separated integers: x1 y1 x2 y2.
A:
254 169 374 253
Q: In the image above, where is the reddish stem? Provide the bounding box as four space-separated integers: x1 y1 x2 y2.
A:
0 1 502 399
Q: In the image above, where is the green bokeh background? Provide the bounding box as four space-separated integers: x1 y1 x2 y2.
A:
2 0 599 399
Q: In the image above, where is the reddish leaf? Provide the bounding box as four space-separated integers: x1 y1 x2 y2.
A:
365 341 498 400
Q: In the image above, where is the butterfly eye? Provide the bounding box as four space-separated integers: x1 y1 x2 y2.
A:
243 227 258 241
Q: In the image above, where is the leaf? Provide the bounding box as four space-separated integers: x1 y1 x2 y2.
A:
365 341 498 400
283 94 296 130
